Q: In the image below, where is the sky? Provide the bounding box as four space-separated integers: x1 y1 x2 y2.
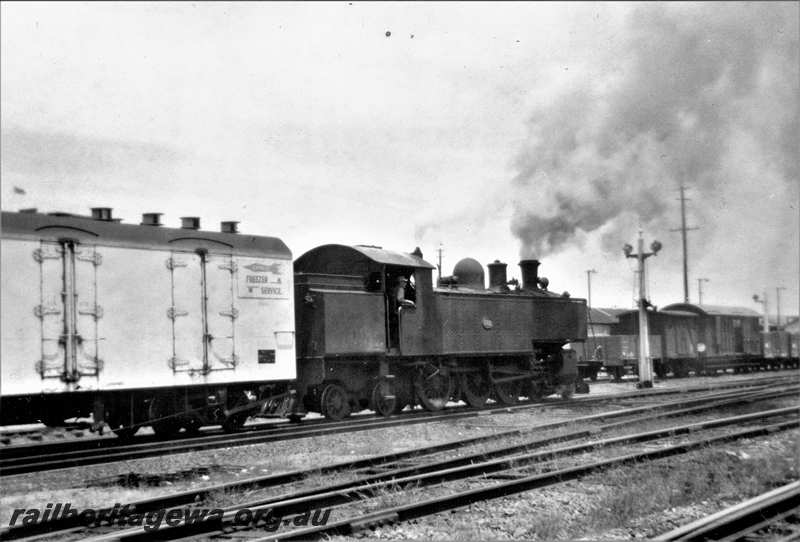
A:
2 2 798 316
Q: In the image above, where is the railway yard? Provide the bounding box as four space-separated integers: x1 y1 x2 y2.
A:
2 209 798 542
1 370 797 541
4 0 800 539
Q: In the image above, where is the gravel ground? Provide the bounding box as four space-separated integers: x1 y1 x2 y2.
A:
0 402 587 526
333 428 799 541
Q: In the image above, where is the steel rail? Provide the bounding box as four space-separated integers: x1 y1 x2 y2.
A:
0 411 488 476
0 407 475 460
2 385 796 541
653 480 800 541
260 420 799 542
86 406 799 541
2 372 793 458
4 376 791 476
11 372 795 461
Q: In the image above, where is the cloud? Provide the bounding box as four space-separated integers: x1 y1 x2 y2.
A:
509 2 799 259
1 125 184 177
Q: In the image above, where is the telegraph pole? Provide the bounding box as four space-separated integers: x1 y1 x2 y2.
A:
436 244 443 282
697 278 709 305
623 231 662 388
586 269 597 308
671 185 699 303
753 292 769 333
776 286 786 328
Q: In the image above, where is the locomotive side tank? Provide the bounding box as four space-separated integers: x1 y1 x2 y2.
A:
1 209 296 434
294 244 587 420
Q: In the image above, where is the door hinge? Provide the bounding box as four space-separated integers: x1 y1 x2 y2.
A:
33 246 63 262
34 304 61 318
218 261 238 273
78 357 104 374
78 303 104 319
215 354 239 367
167 307 189 320
166 257 188 270
219 307 239 319
168 356 190 370
75 249 103 266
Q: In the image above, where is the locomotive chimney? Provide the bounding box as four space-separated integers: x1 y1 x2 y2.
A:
140 213 163 226
221 221 239 234
91 207 113 221
488 260 509 292
519 259 541 290
180 216 201 230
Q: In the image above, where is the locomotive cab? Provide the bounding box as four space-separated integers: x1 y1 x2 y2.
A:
293 244 436 419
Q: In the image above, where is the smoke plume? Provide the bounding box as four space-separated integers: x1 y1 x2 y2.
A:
511 3 799 259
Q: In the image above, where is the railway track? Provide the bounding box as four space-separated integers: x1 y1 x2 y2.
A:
1 374 795 477
2 381 797 541
3 372 794 451
255 415 797 542
84 405 800 540
654 480 800 541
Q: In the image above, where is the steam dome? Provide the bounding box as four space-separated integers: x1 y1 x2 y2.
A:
453 258 485 289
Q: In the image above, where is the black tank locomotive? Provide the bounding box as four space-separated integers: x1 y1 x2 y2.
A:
293 244 587 420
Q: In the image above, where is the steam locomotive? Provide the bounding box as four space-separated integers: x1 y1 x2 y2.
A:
0 209 587 434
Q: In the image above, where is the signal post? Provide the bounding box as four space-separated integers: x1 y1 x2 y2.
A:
623 231 662 388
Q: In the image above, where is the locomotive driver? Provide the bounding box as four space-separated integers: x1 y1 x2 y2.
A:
394 276 415 309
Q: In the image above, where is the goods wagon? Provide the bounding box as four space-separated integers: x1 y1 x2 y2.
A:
1 209 296 435
574 303 794 380
763 331 798 367
572 333 662 380
656 303 762 375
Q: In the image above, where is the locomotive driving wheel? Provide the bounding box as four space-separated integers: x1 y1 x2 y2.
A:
527 380 544 402
460 371 491 408
320 383 351 421
493 378 522 405
414 363 453 412
390 373 413 414
182 417 203 434
370 378 397 417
